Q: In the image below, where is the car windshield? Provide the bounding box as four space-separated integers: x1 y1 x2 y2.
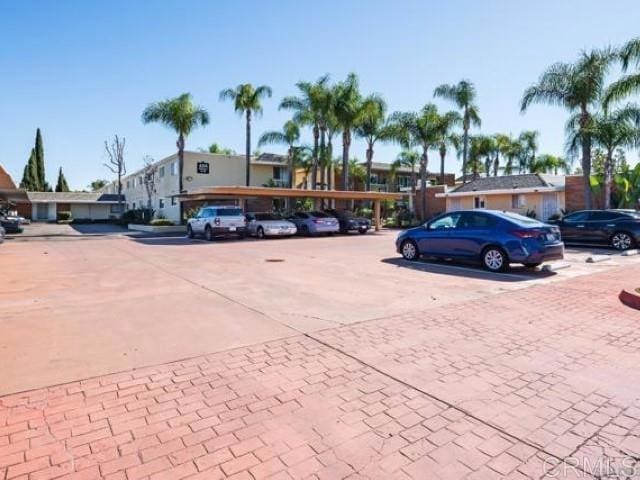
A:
500 211 544 226
311 211 330 218
255 213 282 221
216 208 243 216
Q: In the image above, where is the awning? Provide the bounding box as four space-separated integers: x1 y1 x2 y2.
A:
176 186 405 230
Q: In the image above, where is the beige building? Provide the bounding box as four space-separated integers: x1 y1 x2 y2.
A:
436 174 566 221
102 151 290 222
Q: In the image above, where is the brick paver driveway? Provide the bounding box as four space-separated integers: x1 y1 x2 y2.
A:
1 233 639 479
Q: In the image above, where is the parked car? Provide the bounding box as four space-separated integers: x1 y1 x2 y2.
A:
287 211 340 236
187 206 246 240
0 225 5 243
0 216 23 234
396 209 564 272
547 209 640 250
325 209 371 234
245 212 297 238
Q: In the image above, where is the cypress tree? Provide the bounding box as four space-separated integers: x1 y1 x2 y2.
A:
19 149 38 190
55 167 70 192
35 128 45 191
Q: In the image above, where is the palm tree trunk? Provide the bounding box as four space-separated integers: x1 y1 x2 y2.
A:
245 110 251 187
580 107 592 210
366 143 373 192
493 153 499 176
604 148 613 210
342 129 350 191
411 166 417 216
177 133 185 223
462 116 469 183
288 146 294 189
311 125 319 189
420 150 428 221
439 147 446 185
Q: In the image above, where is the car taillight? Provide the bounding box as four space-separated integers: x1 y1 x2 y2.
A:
312 219 320 224
214 217 220 225
511 229 543 239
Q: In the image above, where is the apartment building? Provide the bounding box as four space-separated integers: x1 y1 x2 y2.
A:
102 151 289 222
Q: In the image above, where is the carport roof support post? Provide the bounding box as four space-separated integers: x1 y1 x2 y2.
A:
374 200 381 231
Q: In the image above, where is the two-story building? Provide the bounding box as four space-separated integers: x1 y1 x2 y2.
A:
366 162 456 192
102 151 290 222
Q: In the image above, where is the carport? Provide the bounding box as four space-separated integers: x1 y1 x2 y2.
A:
177 186 404 231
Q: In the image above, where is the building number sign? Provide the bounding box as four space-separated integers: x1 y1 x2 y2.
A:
197 161 210 174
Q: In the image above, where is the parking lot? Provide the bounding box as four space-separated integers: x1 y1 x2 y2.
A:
2 227 640 479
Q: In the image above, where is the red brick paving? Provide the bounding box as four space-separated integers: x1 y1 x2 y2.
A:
3 265 640 479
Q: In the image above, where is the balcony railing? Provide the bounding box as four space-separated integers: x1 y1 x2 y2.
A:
263 179 289 188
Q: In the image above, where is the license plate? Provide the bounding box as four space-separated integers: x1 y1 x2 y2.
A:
229 226 236 232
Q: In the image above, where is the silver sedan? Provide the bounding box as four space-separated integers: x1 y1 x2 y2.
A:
245 213 297 238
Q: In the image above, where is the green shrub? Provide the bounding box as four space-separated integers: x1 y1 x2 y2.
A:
149 219 174 226
121 208 154 224
356 208 373 219
57 211 72 221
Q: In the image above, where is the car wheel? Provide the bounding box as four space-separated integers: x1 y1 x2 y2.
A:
400 240 419 261
524 263 541 269
482 246 508 272
204 225 213 242
187 225 194 239
358 227 367 234
257 227 265 239
611 231 634 251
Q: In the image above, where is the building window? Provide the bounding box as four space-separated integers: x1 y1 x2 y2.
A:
138 176 143 186
132 202 136 209
171 197 177 206
159 199 165 209
110 204 123 214
171 162 177 176
159 166 165 178
273 166 282 180
511 194 525 208
126 180 131 189
474 196 485 209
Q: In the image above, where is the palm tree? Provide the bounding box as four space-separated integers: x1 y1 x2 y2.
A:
219 83 272 186
567 104 640 209
473 135 496 178
390 104 441 219
605 37 640 106
530 154 572 175
142 93 210 222
258 120 300 188
517 130 539 173
492 134 511 176
392 150 420 210
333 73 363 190
434 80 481 181
355 94 393 191
280 75 330 189
434 111 461 184
521 48 614 208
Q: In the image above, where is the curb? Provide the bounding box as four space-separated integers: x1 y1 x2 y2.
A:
622 249 639 257
619 288 640 310
586 255 611 263
542 262 571 272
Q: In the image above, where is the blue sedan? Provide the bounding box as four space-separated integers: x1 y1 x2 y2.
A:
395 210 564 272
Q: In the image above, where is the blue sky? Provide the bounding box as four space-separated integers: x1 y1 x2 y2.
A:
0 0 638 190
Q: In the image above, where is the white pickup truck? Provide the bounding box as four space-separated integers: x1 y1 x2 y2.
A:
187 206 247 240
